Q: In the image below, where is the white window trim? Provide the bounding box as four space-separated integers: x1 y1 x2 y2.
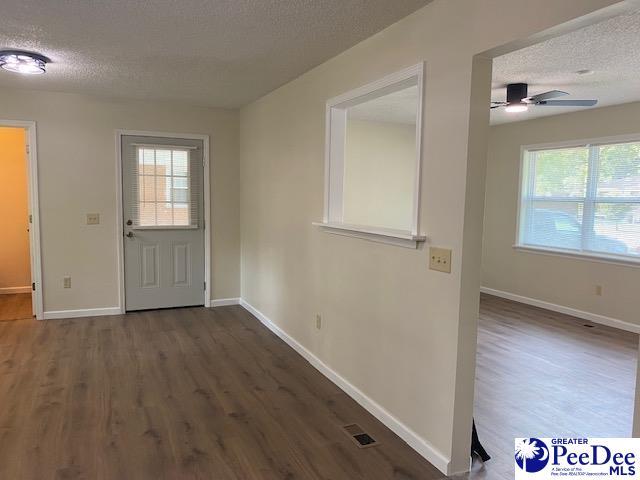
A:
137 146 194 228
315 63 427 249
312 222 426 248
514 133 640 266
512 244 640 268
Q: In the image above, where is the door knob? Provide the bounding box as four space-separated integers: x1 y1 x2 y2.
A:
126 231 135 238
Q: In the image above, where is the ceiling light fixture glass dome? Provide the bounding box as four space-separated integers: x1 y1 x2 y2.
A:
0 50 49 75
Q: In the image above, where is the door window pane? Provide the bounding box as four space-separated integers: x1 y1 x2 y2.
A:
172 151 189 176
156 202 174 225
173 203 189 225
136 147 193 226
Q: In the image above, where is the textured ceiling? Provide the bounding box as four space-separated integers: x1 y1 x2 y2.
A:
0 0 431 108
491 10 640 125
349 86 418 125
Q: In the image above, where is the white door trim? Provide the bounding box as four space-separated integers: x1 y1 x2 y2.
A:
0 119 43 320
115 129 211 313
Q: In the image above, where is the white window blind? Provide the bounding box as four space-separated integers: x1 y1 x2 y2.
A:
129 146 200 227
519 139 640 260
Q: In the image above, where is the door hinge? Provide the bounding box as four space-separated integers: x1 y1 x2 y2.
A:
29 214 33 224
26 144 30 155
204 281 206 291
32 283 36 291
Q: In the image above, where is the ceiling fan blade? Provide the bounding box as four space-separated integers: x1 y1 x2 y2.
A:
524 90 568 103
537 99 598 107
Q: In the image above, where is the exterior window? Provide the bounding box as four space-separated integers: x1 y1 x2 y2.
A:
518 138 640 261
137 147 191 226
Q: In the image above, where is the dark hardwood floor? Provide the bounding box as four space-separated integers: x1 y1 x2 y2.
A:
465 294 638 480
1 295 635 479
0 305 444 480
0 293 32 321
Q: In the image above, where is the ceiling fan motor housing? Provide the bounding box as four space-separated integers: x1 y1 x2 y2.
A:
506 83 528 104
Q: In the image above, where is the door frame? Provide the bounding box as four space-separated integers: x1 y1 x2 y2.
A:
115 129 211 313
0 119 44 320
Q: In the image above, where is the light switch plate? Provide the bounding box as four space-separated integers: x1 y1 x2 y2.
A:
86 213 100 225
429 247 452 273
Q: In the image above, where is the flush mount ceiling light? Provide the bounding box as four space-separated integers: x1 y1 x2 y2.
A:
504 102 529 113
0 50 49 75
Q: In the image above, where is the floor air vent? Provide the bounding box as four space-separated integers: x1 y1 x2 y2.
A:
342 424 379 448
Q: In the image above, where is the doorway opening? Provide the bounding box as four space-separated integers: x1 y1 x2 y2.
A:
0 121 43 321
468 6 640 479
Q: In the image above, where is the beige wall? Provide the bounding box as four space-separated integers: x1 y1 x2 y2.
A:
238 0 622 473
0 89 240 311
0 127 31 290
483 101 640 326
0 0 624 473
343 119 416 231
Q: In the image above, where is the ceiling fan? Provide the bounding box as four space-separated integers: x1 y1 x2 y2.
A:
491 83 597 112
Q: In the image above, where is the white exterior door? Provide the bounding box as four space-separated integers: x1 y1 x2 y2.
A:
121 135 205 311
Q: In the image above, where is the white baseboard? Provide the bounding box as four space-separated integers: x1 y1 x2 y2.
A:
211 297 241 307
43 307 122 320
480 287 640 334
0 286 31 294
239 298 451 475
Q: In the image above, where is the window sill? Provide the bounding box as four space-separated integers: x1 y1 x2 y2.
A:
513 244 640 268
313 222 426 248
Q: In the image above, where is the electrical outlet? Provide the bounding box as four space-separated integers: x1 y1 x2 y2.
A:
429 247 452 273
315 314 322 330
86 213 100 225
595 285 603 296
63 276 71 289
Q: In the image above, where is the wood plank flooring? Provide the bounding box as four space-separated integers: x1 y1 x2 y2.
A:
1 294 634 479
0 293 32 321
0 305 444 480
464 294 638 480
